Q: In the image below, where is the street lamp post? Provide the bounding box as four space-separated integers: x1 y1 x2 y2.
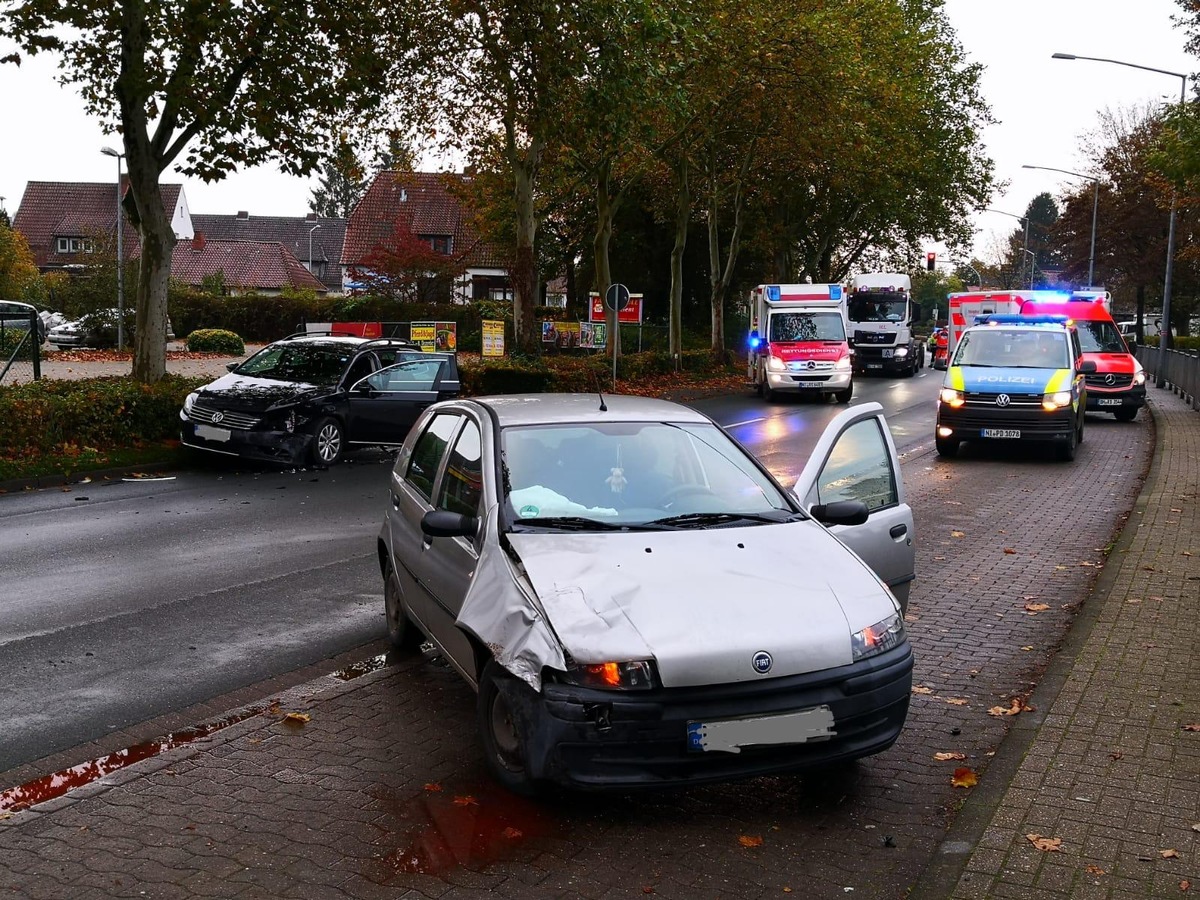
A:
1021 249 1037 289
1053 52 1186 384
1022 164 1099 289
307 223 321 276
100 146 126 350
985 208 1029 288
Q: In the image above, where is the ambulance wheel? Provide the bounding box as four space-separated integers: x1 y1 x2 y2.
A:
1114 408 1138 422
935 436 959 458
754 378 763 397
834 385 853 404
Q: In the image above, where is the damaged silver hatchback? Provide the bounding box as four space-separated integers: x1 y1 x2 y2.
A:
377 394 915 793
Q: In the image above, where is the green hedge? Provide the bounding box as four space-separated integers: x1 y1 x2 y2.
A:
1140 335 1200 351
0 375 206 457
1 327 38 361
458 349 732 395
186 329 245 355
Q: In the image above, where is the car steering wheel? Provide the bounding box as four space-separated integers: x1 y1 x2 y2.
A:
659 484 720 510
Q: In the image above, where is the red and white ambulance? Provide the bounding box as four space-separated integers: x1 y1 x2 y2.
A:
747 283 853 403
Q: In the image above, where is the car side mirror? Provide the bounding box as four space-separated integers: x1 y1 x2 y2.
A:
810 500 870 527
421 509 478 539
226 362 239 372
1079 360 1098 374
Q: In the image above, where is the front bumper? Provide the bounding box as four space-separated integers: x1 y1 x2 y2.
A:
179 415 310 466
853 348 913 374
766 368 852 394
516 643 913 789
1085 383 1145 412
936 401 1076 443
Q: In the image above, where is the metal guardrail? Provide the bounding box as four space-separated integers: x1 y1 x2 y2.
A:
1134 344 1200 411
0 301 42 384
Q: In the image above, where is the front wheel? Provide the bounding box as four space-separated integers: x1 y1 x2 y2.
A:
1114 408 1138 422
311 417 345 466
477 660 541 796
935 436 959 458
833 383 853 404
1057 425 1078 461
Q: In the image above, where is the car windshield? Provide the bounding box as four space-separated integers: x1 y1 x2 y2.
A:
769 311 845 342
234 344 353 383
1074 320 1128 353
848 296 907 323
953 329 1070 369
502 421 794 528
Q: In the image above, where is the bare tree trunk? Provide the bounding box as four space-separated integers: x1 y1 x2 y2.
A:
131 182 173 383
705 146 750 356
592 157 619 365
668 156 689 363
511 150 542 354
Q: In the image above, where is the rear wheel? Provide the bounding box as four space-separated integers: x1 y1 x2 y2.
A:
1114 407 1138 422
935 436 959 458
311 417 345 466
477 660 541 796
383 564 421 650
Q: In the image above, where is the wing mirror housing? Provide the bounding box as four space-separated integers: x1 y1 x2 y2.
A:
810 500 870 527
1079 360 1098 374
226 361 239 372
421 509 478 539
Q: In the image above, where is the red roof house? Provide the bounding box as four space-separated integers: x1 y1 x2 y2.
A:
172 234 327 295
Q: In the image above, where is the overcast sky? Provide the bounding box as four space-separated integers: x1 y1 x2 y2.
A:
1 1 1195 262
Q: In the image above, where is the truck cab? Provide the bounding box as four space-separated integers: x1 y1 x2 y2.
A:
747 283 853 403
848 274 921 377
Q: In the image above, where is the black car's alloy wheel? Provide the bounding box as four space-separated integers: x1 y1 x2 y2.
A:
311 417 344 466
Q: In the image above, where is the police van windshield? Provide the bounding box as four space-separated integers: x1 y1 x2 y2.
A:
848 295 907 323
1074 320 1128 353
769 311 845 342
954 329 1070 369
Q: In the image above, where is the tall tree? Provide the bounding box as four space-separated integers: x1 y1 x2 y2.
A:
2 0 405 381
0 220 40 300
309 139 368 218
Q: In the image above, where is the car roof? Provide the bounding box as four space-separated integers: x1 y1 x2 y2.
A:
472 393 712 427
275 335 367 348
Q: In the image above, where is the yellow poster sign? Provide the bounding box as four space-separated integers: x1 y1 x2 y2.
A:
482 320 505 357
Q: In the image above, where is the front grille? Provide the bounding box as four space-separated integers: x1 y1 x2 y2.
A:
854 330 893 345
786 360 835 372
1086 373 1134 389
963 391 1044 409
189 404 261 430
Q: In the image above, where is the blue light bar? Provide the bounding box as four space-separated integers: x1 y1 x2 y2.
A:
975 314 1069 326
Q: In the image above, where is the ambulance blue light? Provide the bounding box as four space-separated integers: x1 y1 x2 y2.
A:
767 285 781 301
749 335 762 349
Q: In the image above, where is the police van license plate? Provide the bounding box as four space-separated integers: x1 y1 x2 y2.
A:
195 424 231 442
794 380 825 388
1097 398 1122 406
686 706 835 753
981 428 1020 439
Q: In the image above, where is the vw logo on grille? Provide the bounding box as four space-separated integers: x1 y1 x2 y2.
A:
1104 373 1116 386
211 411 225 423
995 394 1011 408
806 360 817 370
752 651 773 674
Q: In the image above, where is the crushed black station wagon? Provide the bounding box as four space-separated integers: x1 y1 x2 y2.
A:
180 333 460 466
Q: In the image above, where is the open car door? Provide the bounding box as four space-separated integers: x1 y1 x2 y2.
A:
347 358 447 445
794 401 916 611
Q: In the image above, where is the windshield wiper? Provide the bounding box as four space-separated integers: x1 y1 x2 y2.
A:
511 516 638 532
644 511 795 529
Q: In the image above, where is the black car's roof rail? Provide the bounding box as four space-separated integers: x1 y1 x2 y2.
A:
358 337 426 352
279 330 375 340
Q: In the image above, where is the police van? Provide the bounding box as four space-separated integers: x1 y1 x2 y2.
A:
934 315 1096 461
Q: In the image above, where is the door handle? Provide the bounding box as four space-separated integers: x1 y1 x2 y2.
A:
889 524 908 540
391 492 401 510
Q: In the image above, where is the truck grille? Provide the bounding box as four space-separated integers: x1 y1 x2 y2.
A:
189 404 261 430
1085 373 1134 389
853 331 894 345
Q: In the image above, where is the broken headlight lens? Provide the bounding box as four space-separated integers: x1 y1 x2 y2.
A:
559 660 657 690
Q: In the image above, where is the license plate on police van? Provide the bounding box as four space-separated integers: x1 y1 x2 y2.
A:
981 428 1020 439
1097 398 1122 406
195 424 231 442
795 380 824 388
687 706 835 753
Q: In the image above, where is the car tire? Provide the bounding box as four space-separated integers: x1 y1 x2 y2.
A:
1114 408 1138 422
765 386 779 402
1057 423 1078 461
383 563 421 650
935 436 959 458
477 659 541 797
834 384 853 404
311 417 345 466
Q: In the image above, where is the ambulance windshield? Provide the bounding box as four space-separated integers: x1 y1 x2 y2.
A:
769 311 845 342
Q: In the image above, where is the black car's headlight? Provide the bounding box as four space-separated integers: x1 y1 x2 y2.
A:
851 612 906 661
182 392 198 414
555 660 657 690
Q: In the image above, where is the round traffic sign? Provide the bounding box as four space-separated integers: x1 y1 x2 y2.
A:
604 283 631 312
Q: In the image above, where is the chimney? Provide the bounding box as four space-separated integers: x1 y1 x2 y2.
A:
236 210 249 220
193 231 206 251
305 212 317 221
400 188 407 202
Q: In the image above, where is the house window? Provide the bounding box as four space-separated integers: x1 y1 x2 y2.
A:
489 287 515 302
56 237 92 254
431 236 452 255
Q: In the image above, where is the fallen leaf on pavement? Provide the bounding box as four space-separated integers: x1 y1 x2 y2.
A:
1193 824 1200 832
1161 849 1179 859
951 530 965 538
423 783 442 792
951 768 977 788
912 686 934 694
1085 865 1106 876
1026 834 1063 852
945 698 969 706
1021 646 1034 651
989 698 1033 717
1110 750 1124 760
452 795 479 806
934 752 966 761
502 827 523 839
282 712 311 725
1004 548 1017 554
1181 880 1191 892
1183 724 1200 732
739 835 763 848
1024 602 1051 613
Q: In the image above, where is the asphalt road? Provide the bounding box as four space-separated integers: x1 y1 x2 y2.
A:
0 373 942 772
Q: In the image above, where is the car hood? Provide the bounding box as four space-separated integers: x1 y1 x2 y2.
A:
195 373 328 411
1082 351 1138 373
506 521 896 688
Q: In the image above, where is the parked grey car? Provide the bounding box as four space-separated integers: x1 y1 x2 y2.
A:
47 308 174 349
377 394 916 793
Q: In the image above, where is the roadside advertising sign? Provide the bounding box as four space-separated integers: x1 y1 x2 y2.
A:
411 321 457 352
589 292 643 324
482 320 505 357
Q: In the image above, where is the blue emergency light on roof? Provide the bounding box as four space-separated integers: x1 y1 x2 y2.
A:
766 285 781 301
975 314 1069 326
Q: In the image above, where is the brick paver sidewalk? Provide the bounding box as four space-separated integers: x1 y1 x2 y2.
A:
917 388 1200 899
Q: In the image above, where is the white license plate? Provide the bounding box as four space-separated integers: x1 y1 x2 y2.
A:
794 380 825 388
882 349 894 358
981 428 1020 439
1097 398 1122 406
687 706 836 753
867 363 883 369
195 423 231 442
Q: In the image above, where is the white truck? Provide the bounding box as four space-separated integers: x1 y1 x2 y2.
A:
746 283 853 403
847 273 922 377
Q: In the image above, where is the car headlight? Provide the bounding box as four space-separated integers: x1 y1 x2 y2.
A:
939 388 965 408
282 410 297 433
894 348 909 358
1133 370 1146 385
835 355 852 370
851 612 906 661
766 356 786 372
558 660 657 690
183 392 198 414
1043 391 1072 410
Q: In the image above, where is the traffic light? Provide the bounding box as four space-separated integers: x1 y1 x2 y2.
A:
926 252 936 271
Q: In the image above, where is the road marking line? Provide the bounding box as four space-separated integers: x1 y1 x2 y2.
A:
726 416 768 427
